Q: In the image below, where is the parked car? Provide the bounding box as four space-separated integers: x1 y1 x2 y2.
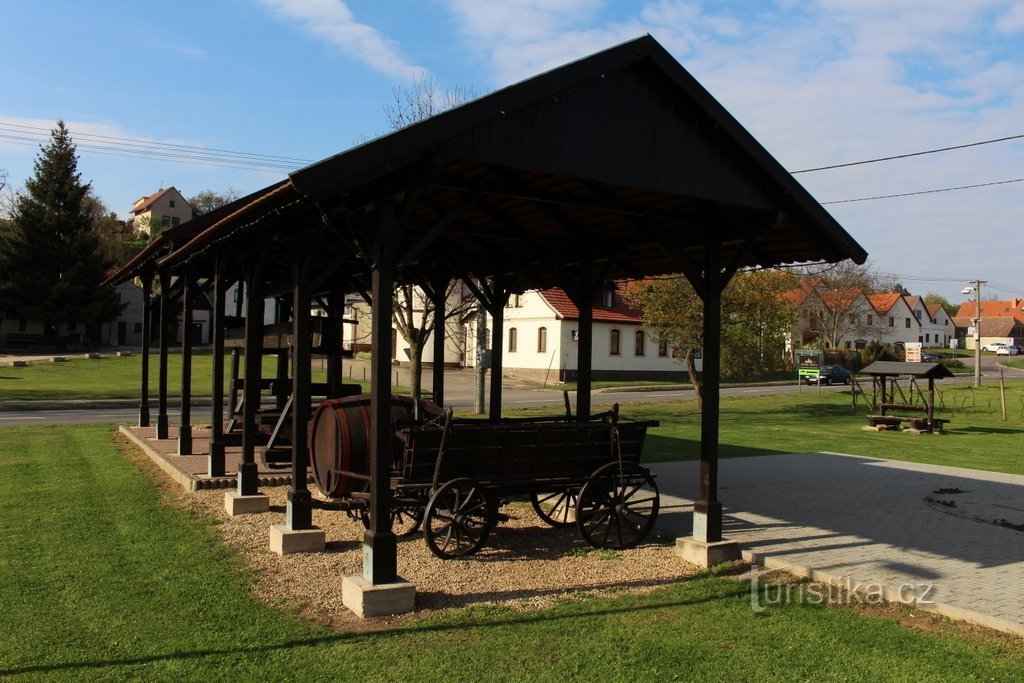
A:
981 342 1010 352
995 345 1020 356
922 353 939 362
804 365 852 385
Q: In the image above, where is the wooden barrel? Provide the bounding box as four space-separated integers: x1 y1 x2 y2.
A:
309 394 421 497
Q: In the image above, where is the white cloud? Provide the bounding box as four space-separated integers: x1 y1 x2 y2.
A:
256 0 425 80
439 0 1024 299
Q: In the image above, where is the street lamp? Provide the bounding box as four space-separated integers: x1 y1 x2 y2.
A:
963 281 985 387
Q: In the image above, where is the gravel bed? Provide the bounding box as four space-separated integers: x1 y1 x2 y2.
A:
122 437 698 630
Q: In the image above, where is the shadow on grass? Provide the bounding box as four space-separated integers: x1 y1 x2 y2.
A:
949 426 1024 436
643 434 793 463
0 579 743 677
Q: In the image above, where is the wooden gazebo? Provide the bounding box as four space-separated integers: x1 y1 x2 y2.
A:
107 35 866 615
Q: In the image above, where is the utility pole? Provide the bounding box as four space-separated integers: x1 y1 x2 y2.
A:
963 279 986 387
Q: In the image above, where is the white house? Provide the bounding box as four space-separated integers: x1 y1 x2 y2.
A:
131 187 193 236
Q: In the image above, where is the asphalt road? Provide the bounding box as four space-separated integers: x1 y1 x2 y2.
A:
2 353 1019 427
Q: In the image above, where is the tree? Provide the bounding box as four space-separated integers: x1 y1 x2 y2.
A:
381 76 478 399
793 260 883 348
87 193 147 267
923 292 958 318
188 188 240 216
624 270 797 410
0 121 122 344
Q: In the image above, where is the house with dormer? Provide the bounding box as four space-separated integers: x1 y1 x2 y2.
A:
131 187 192 236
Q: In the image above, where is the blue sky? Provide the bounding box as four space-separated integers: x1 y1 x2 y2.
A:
2 0 1023 302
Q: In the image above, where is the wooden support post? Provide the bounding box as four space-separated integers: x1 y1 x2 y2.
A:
927 377 936 432
365 206 398 585
138 271 152 428
288 259 313 530
693 244 722 543
487 276 510 422
326 285 344 398
178 269 194 455
239 261 264 496
576 291 594 421
999 368 1007 421
156 270 171 440
209 260 227 477
228 281 244 419
431 281 446 407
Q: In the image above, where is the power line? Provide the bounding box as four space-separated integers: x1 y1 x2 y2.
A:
822 177 1024 205
791 133 1024 174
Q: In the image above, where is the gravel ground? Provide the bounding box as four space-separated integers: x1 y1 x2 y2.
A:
120 437 699 630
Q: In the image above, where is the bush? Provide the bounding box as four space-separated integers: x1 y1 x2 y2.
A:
860 340 895 365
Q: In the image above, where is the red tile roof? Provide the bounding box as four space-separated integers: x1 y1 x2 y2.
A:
538 286 643 323
954 298 1024 325
867 293 902 314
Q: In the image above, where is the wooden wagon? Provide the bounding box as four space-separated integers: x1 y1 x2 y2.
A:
309 395 660 559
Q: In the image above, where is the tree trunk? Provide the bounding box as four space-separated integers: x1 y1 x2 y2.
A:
409 340 423 400
686 348 703 412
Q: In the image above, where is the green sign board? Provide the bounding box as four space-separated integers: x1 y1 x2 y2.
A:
795 349 823 380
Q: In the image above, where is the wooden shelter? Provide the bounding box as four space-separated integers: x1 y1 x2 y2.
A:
859 361 954 433
107 35 866 610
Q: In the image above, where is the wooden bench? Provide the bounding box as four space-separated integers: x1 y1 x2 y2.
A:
867 415 949 432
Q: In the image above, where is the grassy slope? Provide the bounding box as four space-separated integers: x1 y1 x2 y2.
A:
1 425 1021 680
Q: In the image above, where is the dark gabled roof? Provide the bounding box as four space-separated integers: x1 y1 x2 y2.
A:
106 35 866 292
859 361 955 379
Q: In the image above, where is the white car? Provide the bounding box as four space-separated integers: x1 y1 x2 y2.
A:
982 342 1010 352
995 345 1020 356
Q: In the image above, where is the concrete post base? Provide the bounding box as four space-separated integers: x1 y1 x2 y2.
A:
342 575 416 618
224 491 270 516
270 524 326 555
675 536 741 569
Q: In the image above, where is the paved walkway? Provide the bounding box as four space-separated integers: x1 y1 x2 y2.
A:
652 453 1024 636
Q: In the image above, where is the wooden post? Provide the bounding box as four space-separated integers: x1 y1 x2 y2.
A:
138 271 152 428
228 281 244 419
431 280 446 406
927 377 936 432
1000 367 1007 421
288 258 313 530
694 244 722 543
156 270 171 440
576 289 594 421
365 205 398 585
178 268 194 455
488 277 509 422
239 260 264 496
209 259 227 477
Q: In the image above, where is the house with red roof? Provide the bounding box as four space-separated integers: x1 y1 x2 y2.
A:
952 297 1024 349
496 284 690 382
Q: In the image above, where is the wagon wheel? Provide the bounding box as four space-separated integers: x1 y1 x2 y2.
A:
360 505 423 538
576 461 659 550
423 478 495 559
530 488 579 527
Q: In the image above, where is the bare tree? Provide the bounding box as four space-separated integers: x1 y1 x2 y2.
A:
382 76 479 398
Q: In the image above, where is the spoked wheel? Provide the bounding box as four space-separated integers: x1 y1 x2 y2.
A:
359 503 424 538
576 462 659 550
531 488 579 527
423 478 495 559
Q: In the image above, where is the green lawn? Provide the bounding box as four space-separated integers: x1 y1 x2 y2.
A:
620 384 1024 476
1 424 1022 680
0 351 372 401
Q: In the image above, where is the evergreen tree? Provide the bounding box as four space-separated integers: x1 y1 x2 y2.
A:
0 121 122 343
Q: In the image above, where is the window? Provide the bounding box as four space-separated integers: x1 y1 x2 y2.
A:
867 314 873 326
508 327 517 353
508 294 522 308
171 216 180 227
601 290 614 308
169 200 175 208
905 318 911 328
915 310 921 320
537 327 547 353
658 339 668 357
610 329 621 355
849 314 856 324
889 316 894 327
161 215 171 227
634 330 645 356
925 333 930 343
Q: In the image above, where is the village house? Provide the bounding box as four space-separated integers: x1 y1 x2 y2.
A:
130 187 193 236
952 297 1024 350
